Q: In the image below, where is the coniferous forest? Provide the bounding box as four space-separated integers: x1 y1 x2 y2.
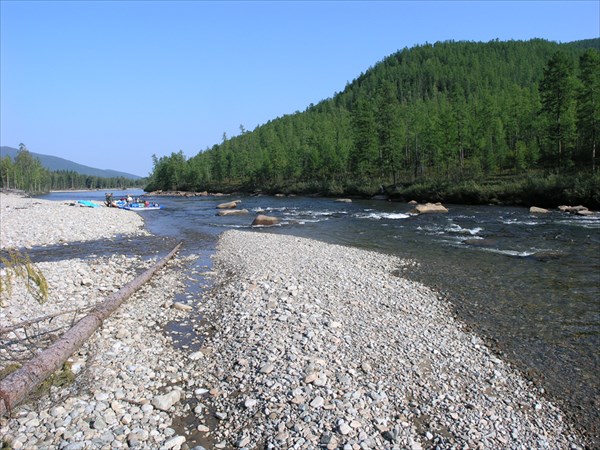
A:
146 39 600 207
0 145 144 193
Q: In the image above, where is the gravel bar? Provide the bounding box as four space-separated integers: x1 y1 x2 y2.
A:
0 193 148 250
193 230 584 450
1 192 197 449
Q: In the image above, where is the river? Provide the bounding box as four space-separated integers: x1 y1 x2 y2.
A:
37 190 600 443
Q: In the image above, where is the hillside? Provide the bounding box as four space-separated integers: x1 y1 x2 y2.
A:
0 146 142 180
146 38 600 207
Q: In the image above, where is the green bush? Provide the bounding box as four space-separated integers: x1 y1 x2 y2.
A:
382 171 600 208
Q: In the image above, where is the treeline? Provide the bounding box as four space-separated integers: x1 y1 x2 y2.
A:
0 145 143 193
146 39 600 205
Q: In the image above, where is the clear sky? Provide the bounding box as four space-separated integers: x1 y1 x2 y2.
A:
1 1 599 177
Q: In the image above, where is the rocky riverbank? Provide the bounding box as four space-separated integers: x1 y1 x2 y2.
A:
1 192 198 449
190 231 585 450
0 193 588 449
0 193 149 249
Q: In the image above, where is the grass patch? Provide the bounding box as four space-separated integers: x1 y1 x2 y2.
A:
0 363 21 379
33 361 76 399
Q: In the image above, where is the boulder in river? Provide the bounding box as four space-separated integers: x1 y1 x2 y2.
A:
558 205 591 214
530 206 549 213
216 200 241 209
576 209 595 216
252 214 279 226
411 202 448 214
335 198 352 203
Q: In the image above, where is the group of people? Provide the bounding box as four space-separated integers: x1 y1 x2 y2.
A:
104 193 151 208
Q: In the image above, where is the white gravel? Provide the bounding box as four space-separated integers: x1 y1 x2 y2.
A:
0 192 148 249
1 192 197 449
192 230 585 450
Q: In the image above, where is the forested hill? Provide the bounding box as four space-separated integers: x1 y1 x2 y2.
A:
147 38 600 206
0 146 141 180
1 145 144 193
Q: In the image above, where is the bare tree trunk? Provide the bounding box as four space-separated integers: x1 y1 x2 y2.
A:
0 242 182 417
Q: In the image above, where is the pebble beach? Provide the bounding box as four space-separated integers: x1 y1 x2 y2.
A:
0 192 588 449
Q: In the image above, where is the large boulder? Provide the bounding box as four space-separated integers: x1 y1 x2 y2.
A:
558 205 589 214
530 206 549 214
252 214 279 226
411 202 448 214
216 200 241 209
577 209 595 216
335 198 352 203
216 209 249 216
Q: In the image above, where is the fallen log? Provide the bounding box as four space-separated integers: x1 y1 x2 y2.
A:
0 242 182 417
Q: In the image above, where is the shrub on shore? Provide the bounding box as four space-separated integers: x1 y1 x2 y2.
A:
160 171 600 209
0 249 48 308
386 172 600 208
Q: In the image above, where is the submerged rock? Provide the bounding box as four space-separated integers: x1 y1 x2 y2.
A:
216 209 249 216
531 251 563 262
463 238 497 247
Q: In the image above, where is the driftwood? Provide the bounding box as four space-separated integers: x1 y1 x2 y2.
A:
0 242 182 417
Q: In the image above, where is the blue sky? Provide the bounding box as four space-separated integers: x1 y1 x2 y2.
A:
1 1 599 178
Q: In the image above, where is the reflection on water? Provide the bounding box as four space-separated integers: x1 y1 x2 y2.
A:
38 191 600 441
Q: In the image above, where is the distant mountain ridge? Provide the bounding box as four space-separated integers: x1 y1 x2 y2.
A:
0 146 142 179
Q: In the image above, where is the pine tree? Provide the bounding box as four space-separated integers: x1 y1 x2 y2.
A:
376 81 402 184
577 49 600 172
350 99 378 179
539 51 577 170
